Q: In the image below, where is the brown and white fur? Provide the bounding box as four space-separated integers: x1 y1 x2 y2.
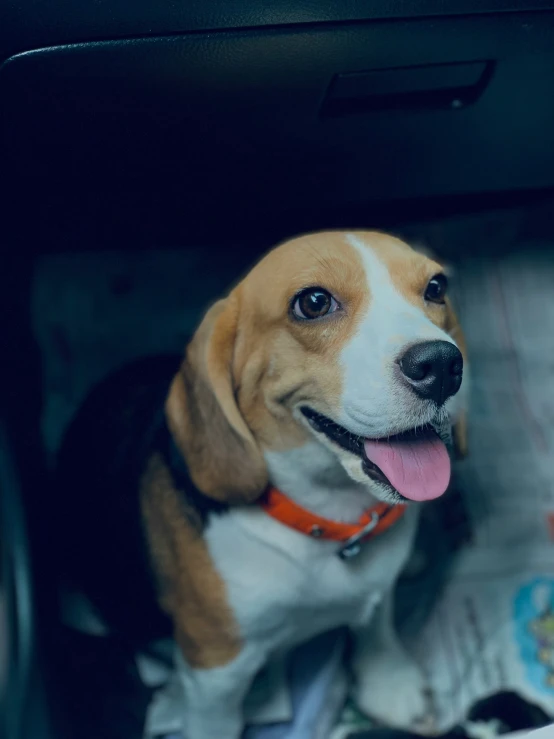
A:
132 230 468 739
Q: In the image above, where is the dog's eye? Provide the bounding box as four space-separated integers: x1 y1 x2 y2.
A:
424 274 448 304
292 288 337 320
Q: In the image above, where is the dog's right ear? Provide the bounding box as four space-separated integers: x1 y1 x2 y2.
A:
165 294 268 504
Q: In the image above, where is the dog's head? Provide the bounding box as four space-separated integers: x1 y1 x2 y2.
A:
167 231 467 505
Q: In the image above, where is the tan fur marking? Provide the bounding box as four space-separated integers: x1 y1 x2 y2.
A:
230 232 370 453
140 453 241 668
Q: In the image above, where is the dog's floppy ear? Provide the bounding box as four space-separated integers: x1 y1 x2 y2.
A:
166 293 268 503
445 297 468 460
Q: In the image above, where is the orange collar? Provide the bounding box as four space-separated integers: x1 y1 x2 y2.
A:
260 487 407 560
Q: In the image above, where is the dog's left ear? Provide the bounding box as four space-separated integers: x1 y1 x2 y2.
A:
445 297 468 460
165 292 268 504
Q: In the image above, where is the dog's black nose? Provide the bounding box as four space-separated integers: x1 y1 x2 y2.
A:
398 340 463 405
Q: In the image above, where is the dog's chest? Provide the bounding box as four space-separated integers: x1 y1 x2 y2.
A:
205 506 418 649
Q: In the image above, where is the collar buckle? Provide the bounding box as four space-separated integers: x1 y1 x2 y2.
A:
337 511 380 560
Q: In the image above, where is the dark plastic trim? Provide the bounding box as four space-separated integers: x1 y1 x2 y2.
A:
2 1 554 61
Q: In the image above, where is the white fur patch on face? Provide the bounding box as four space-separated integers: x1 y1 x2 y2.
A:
337 234 458 438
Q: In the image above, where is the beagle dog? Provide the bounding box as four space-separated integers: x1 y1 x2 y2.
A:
56 231 466 739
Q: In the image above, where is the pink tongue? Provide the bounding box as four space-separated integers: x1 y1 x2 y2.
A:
363 429 451 501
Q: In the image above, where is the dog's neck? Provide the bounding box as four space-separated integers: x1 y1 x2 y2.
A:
263 441 378 524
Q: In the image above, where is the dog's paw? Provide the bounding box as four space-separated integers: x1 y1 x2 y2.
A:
352 651 434 732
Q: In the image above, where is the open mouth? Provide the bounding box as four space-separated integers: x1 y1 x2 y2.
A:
300 407 452 502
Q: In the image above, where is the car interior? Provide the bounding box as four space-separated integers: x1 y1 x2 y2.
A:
3 2 554 738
